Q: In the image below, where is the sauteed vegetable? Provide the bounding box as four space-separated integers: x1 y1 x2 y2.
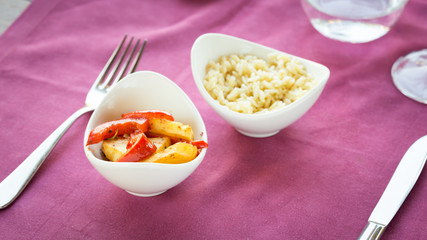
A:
86 110 208 163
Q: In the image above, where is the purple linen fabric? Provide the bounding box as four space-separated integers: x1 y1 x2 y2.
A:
0 0 426 239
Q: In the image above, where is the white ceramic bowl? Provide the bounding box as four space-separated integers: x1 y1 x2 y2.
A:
191 33 330 137
84 71 207 197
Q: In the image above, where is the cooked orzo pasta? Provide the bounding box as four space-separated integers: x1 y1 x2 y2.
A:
203 53 317 114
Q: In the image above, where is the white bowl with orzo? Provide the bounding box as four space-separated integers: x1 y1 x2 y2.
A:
191 33 330 138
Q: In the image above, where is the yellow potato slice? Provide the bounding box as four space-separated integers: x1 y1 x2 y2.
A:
102 138 128 162
148 118 194 142
142 142 198 164
101 137 171 162
149 137 172 153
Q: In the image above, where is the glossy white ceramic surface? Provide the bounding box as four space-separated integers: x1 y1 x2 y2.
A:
84 71 207 196
191 33 330 137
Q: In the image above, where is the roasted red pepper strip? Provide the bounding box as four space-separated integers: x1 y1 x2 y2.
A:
190 140 208 149
121 110 174 121
86 118 149 146
118 132 156 162
126 132 143 149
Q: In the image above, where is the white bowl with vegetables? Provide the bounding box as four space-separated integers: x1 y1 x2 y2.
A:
191 33 330 137
84 71 208 197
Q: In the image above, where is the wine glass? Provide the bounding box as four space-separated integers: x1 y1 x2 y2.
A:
392 49 427 104
300 0 409 44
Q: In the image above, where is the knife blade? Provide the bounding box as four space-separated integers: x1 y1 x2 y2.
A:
358 135 427 240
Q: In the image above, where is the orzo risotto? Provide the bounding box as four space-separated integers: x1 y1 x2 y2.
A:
203 53 317 114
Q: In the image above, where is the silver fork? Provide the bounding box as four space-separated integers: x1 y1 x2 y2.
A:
0 35 147 209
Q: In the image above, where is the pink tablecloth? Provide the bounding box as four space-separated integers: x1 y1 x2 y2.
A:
1 0 426 239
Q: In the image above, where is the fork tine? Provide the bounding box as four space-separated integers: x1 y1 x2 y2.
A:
93 35 128 87
99 36 134 89
110 38 147 86
113 38 141 84
99 37 147 89
129 39 147 74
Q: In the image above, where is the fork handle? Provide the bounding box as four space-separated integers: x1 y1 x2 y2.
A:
0 106 94 209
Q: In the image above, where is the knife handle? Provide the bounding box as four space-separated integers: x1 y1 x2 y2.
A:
358 222 386 240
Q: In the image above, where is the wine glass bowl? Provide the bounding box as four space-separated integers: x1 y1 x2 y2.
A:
301 0 409 43
392 49 427 104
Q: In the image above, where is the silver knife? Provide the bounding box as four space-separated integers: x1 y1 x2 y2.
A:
358 135 427 240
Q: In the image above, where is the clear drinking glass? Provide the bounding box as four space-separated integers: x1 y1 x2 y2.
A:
301 0 409 43
392 49 427 104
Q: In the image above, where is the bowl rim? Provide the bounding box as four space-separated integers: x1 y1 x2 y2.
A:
84 70 208 167
191 33 330 120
